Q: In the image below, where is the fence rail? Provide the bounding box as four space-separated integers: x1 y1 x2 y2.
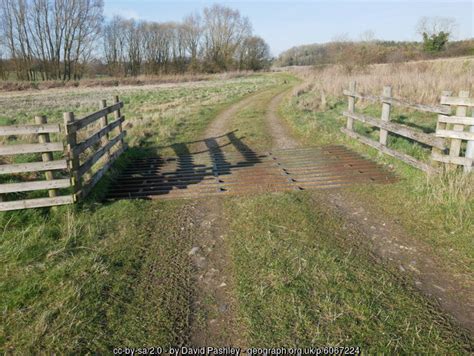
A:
0 98 127 211
65 96 126 201
342 82 474 173
0 116 73 211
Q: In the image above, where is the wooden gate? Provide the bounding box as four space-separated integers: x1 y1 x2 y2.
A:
0 97 127 211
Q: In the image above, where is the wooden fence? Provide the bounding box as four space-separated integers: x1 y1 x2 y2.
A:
64 96 126 201
342 82 474 173
0 117 73 211
0 97 127 211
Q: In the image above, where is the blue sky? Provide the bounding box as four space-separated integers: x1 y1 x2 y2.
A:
104 1 474 55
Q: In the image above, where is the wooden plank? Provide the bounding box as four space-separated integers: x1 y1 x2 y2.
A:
0 124 61 136
346 82 356 131
78 131 126 176
35 116 57 198
465 111 474 173
80 144 126 198
432 91 453 167
437 115 474 126
379 86 392 145
0 178 71 194
67 102 124 133
436 130 474 141
449 91 470 163
73 116 124 156
343 111 446 150
64 112 81 201
0 142 64 155
342 90 450 115
440 96 474 107
341 128 438 173
0 160 68 174
0 195 74 212
100 100 112 169
431 152 472 166
114 96 126 149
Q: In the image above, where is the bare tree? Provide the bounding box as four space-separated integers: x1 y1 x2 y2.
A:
0 0 103 80
182 13 202 72
416 16 457 38
238 36 271 70
202 4 252 72
416 17 457 52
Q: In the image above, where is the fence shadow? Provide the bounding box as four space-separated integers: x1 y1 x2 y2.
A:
106 130 264 199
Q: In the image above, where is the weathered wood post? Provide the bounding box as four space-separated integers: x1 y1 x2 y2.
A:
100 99 111 161
465 110 474 173
379 86 392 145
449 90 470 170
114 95 125 149
432 91 452 167
346 81 356 131
64 112 81 201
35 115 57 198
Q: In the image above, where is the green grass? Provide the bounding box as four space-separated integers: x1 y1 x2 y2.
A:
280 93 474 276
226 192 472 352
1 199 194 352
0 73 290 352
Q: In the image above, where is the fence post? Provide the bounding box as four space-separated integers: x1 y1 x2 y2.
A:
465 110 474 173
448 90 470 170
379 86 392 145
64 112 81 201
100 99 111 161
346 81 356 131
35 115 57 198
114 95 125 148
432 90 452 168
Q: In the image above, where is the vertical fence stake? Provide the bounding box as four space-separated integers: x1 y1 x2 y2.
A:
379 86 392 146
64 112 81 201
100 99 111 161
35 115 57 197
465 109 474 173
115 95 125 149
449 90 470 171
346 81 356 131
432 91 452 168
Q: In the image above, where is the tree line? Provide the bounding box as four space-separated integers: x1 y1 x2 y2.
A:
277 18 473 70
0 1 272 81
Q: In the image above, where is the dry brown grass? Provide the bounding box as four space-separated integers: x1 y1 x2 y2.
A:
290 56 474 108
0 71 255 92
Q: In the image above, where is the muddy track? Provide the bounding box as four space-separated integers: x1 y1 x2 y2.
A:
188 89 286 345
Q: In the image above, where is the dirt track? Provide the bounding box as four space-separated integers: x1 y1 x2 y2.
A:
185 85 474 343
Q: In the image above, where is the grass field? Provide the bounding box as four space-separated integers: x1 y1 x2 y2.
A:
0 69 472 352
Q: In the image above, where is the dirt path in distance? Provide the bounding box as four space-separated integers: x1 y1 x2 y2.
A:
264 88 474 335
266 91 300 149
